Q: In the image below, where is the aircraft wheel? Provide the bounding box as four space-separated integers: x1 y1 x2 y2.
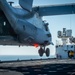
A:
46 48 50 57
38 48 44 57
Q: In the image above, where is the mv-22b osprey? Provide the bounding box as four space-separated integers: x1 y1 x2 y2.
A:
0 0 75 57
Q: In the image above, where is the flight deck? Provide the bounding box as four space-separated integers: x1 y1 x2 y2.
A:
0 59 75 75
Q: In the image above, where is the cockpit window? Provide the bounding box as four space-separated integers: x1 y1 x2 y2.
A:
44 23 49 31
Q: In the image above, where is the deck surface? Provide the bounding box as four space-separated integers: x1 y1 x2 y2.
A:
0 59 75 75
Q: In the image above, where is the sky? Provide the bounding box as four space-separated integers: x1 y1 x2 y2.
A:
0 0 75 56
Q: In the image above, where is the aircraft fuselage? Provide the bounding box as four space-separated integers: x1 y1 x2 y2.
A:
0 0 52 46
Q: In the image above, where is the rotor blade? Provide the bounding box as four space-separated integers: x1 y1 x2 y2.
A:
19 0 33 12
33 3 75 16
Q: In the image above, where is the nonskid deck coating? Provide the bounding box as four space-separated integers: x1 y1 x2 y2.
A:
0 59 75 75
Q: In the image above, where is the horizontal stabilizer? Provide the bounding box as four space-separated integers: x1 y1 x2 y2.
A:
19 0 33 12
33 3 75 16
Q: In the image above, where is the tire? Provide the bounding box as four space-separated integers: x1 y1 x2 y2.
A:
38 48 44 57
46 48 50 57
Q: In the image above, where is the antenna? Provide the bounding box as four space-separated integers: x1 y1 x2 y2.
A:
8 1 14 6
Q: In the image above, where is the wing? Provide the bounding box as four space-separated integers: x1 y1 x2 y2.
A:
19 0 33 12
33 3 75 16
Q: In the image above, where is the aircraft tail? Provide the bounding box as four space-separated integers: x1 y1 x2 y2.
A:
19 0 33 12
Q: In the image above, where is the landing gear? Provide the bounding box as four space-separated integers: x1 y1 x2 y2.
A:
38 46 50 57
38 47 44 57
46 48 50 57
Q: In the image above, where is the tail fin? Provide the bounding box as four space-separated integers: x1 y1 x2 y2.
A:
19 0 33 12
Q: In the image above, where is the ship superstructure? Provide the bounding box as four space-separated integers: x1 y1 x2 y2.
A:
56 28 75 59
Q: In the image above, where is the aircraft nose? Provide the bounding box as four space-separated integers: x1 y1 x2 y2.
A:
46 33 54 45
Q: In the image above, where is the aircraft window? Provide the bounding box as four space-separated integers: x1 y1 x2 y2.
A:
23 25 25 30
4 22 6 26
